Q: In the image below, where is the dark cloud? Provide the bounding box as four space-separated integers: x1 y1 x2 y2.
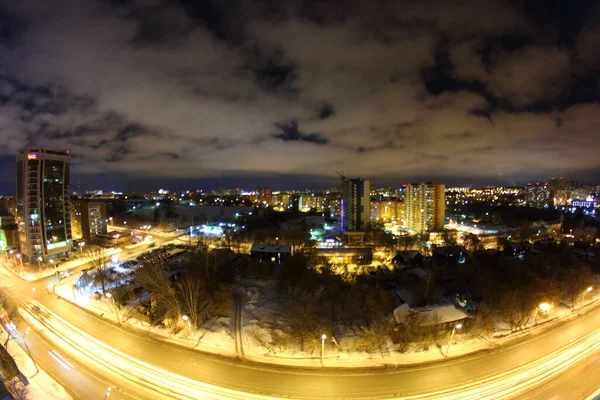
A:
274 120 329 145
0 0 597 191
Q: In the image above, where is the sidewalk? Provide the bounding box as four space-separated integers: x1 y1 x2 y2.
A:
0 326 72 400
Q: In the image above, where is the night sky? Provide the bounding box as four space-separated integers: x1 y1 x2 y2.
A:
0 0 599 193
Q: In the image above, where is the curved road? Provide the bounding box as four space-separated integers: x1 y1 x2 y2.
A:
3 241 600 400
25 284 600 399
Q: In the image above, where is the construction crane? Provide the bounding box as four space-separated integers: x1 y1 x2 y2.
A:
335 170 345 192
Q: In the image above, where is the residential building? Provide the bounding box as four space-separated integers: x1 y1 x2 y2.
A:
250 244 291 264
0 196 16 216
299 194 326 212
342 178 371 231
393 303 471 329
525 183 550 208
0 212 18 252
71 200 108 242
315 247 373 265
371 199 399 222
15 148 73 263
405 183 445 233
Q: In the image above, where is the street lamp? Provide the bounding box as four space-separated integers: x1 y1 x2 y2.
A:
15 253 23 268
105 293 120 325
580 286 593 309
78 241 85 253
531 302 552 326
320 334 327 366
445 322 463 357
182 314 192 333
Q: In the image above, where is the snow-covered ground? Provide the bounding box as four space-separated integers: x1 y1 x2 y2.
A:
0 327 72 400
53 270 600 368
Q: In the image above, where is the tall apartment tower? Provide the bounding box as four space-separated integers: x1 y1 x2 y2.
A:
405 183 445 233
16 148 73 263
342 178 371 231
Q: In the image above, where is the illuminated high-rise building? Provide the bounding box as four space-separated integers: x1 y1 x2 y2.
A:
16 148 73 263
71 200 108 242
405 183 445 233
342 178 370 231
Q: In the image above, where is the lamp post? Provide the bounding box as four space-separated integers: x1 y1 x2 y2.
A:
182 315 192 333
581 286 593 307
320 334 327 366
105 293 120 325
78 241 85 254
445 322 463 357
531 303 551 326
15 253 23 268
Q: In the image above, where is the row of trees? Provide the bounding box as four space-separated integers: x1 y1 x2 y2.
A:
245 254 396 354
135 246 233 331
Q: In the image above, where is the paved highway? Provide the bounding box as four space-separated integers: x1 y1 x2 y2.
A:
25 281 600 398
516 351 600 400
2 239 600 399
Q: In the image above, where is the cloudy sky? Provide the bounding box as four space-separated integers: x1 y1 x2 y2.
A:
0 0 599 192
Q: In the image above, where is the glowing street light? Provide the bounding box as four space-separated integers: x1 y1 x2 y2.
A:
581 286 594 309
532 303 552 326
182 315 192 333
445 322 463 357
320 334 327 366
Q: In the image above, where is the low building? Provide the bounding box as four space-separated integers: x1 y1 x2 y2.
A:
504 241 532 258
391 250 424 268
433 246 468 264
532 239 558 253
250 244 291 264
393 303 471 330
96 231 133 247
315 247 373 265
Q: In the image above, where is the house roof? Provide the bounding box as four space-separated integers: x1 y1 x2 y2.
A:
393 303 471 326
315 247 373 256
250 244 291 253
395 250 421 259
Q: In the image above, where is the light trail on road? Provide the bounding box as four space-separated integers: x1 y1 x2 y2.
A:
21 298 600 400
22 301 274 400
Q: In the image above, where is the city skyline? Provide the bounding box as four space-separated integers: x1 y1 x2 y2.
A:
0 1 600 191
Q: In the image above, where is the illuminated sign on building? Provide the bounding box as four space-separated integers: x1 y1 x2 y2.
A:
27 153 37 160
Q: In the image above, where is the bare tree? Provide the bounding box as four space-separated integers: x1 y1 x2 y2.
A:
6 379 28 400
136 258 181 324
86 247 112 296
498 286 537 331
178 276 212 328
564 264 595 308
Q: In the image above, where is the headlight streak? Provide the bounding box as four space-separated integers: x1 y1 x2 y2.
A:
48 349 75 371
21 300 600 400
